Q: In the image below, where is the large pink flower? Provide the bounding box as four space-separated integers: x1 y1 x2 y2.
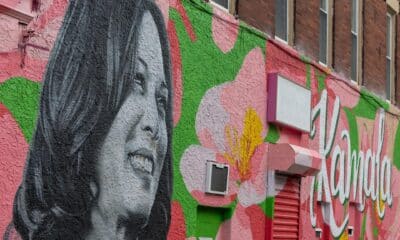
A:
180 48 268 208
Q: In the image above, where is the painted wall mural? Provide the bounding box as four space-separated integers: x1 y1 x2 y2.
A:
1 0 173 239
1 0 400 239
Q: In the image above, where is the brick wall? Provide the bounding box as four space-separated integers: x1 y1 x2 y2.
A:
237 0 274 36
363 0 387 98
294 0 319 61
332 0 351 79
237 0 396 103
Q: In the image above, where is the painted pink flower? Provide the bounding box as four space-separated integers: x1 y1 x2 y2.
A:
180 48 268 209
216 204 266 240
211 6 239 53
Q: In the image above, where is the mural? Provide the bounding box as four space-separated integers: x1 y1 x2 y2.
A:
2 0 400 239
1 0 173 239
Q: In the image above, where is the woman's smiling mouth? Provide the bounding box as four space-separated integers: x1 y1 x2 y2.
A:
127 149 154 175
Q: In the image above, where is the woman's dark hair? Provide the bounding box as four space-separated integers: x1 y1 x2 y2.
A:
11 0 172 239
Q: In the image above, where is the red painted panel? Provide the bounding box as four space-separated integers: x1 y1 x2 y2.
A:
273 174 301 240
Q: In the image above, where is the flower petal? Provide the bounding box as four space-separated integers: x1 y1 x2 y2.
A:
211 6 239 53
249 143 268 183
220 48 267 137
240 144 268 206
191 190 237 207
217 204 281 240
238 181 267 207
180 145 215 193
180 145 237 206
245 205 268 240
216 205 253 240
196 84 230 152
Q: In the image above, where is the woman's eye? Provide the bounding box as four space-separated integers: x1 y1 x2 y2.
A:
157 96 167 113
134 72 145 91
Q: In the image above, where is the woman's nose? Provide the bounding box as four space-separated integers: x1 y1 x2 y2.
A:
140 100 159 140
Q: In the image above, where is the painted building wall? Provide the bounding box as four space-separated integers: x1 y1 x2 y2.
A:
1 0 400 239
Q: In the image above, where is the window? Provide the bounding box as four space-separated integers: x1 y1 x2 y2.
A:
351 0 362 83
211 0 229 10
319 0 332 66
275 0 294 45
319 0 328 65
386 12 396 101
210 0 238 14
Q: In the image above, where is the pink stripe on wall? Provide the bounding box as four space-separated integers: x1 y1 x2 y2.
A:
267 72 278 123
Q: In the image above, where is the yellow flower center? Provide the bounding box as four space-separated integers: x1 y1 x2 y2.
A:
224 108 263 182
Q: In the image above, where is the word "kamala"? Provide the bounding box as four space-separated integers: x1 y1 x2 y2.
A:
309 90 392 238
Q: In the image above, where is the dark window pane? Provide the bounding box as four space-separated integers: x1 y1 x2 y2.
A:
351 34 357 81
213 0 229 9
275 0 288 41
387 15 391 57
386 58 391 100
210 165 229 192
320 0 327 11
351 0 357 33
319 11 327 64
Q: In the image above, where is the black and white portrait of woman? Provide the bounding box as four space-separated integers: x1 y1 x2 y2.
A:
6 0 173 239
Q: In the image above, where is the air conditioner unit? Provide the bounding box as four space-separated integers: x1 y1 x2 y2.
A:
205 161 229 195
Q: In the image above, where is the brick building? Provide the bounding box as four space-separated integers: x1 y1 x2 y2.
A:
236 0 399 103
1 0 400 239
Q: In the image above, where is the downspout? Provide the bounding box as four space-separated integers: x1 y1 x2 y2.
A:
234 0 239 19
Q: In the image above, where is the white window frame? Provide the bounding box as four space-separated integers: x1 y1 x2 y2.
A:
319 0 332 66
210 0 231 13
274 0 294 45
386 11 396 102
351 0 362 84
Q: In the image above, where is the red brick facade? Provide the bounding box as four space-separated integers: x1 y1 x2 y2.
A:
294 0 319 61
363 0 387 98
237 0 275 37
332 0 351 79
237 0 398 105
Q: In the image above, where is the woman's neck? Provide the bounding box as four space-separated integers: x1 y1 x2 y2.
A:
86 206 133 240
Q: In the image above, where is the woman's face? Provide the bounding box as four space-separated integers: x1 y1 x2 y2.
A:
95 11 168 223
